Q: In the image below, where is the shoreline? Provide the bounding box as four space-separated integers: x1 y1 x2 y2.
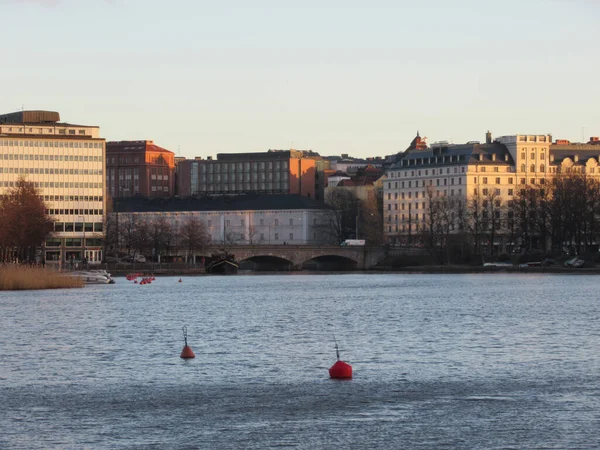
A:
101 265 600 276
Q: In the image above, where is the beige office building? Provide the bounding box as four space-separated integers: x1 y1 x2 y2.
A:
0 110 106 265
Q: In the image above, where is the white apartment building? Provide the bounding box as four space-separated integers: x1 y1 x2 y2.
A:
383 132 557 246
0 110 106 265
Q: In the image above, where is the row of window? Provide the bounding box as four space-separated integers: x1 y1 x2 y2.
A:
51 222 104 233
0 181 102 189
388 177 464 191
195 161 290 173
200 172 289 182
196 182 290 191
1 153 102 162
46 238 103 247
47 208 103 216
43 195 103 202
0 140 102 148
0 167 102 175
520 152 546 161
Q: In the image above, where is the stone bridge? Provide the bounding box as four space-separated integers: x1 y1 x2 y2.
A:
211 245 387 270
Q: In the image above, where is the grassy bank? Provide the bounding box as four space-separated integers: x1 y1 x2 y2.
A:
0 266 84 290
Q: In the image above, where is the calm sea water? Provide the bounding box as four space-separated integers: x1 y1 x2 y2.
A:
1 273 600 449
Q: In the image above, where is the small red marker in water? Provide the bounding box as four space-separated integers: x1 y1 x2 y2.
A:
180 326 195 359
329 336 352 379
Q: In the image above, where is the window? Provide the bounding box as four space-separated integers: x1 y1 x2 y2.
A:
483 188 489 195
540 164 545 172
508 189 513 196
481 167 486 172
289 233 293 240
520 178 526 185
274 219 279 226
508 177 513 184
482 177 488 184
289 219 293 226
495 177 500 184
521 164 526 172
530 164 535 173
274 233 279 240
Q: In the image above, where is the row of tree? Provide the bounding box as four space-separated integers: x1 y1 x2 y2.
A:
105 215 211 262
416 172 600 264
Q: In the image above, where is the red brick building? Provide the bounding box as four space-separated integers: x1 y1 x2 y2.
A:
106 140 175 198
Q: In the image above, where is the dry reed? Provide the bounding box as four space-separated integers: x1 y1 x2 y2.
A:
0 265 84 290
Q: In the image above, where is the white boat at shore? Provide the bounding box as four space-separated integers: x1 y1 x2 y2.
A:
70 270 115 285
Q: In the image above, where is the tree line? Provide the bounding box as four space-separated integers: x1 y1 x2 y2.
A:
105 214 211 263
415 172 600 264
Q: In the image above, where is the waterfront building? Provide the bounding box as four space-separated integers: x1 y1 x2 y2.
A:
106 140 175 199
176 149 327 201
384 131 600 248
0 110 106 264
110 194 333 258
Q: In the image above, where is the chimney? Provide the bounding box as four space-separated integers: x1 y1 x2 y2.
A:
486 130 492 144
207 156 213 161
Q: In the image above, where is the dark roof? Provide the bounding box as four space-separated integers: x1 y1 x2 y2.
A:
550 149 600 165
107 140 174 154
114 194 329 213
0 110 60 124
391 142 513 169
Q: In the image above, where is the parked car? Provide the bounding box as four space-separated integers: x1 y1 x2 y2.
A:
122 254 146 263
483 262 513 268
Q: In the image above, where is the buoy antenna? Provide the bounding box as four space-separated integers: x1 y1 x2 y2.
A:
334 334 340 361
182 326 188 347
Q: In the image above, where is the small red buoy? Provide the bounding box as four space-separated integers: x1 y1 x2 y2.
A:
329 360 352 379
329 337 352 379
180 326 195 359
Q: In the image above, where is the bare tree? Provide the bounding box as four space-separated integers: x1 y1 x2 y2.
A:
0 176 54 262
179 217 211 263
321 189 358 244
149 216 174 261
132 218 152 257
119 215 138 257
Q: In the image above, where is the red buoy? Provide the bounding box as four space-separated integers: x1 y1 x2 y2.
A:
329 337 352 379
180 345 195 359
180 326 195 359
329 360 352 379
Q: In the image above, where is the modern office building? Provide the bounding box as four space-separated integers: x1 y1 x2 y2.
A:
176 149 327 200
106 140 175 199
0 110 106 264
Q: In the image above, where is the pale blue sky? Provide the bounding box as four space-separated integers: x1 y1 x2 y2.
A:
1 0 598 158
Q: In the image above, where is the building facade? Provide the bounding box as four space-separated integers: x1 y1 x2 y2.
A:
0 110 106 264
384 131 600 247
106 140 175 199
111 194 332 253
177 149 326 200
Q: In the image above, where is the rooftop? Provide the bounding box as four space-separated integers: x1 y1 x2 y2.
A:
113 194 329 213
